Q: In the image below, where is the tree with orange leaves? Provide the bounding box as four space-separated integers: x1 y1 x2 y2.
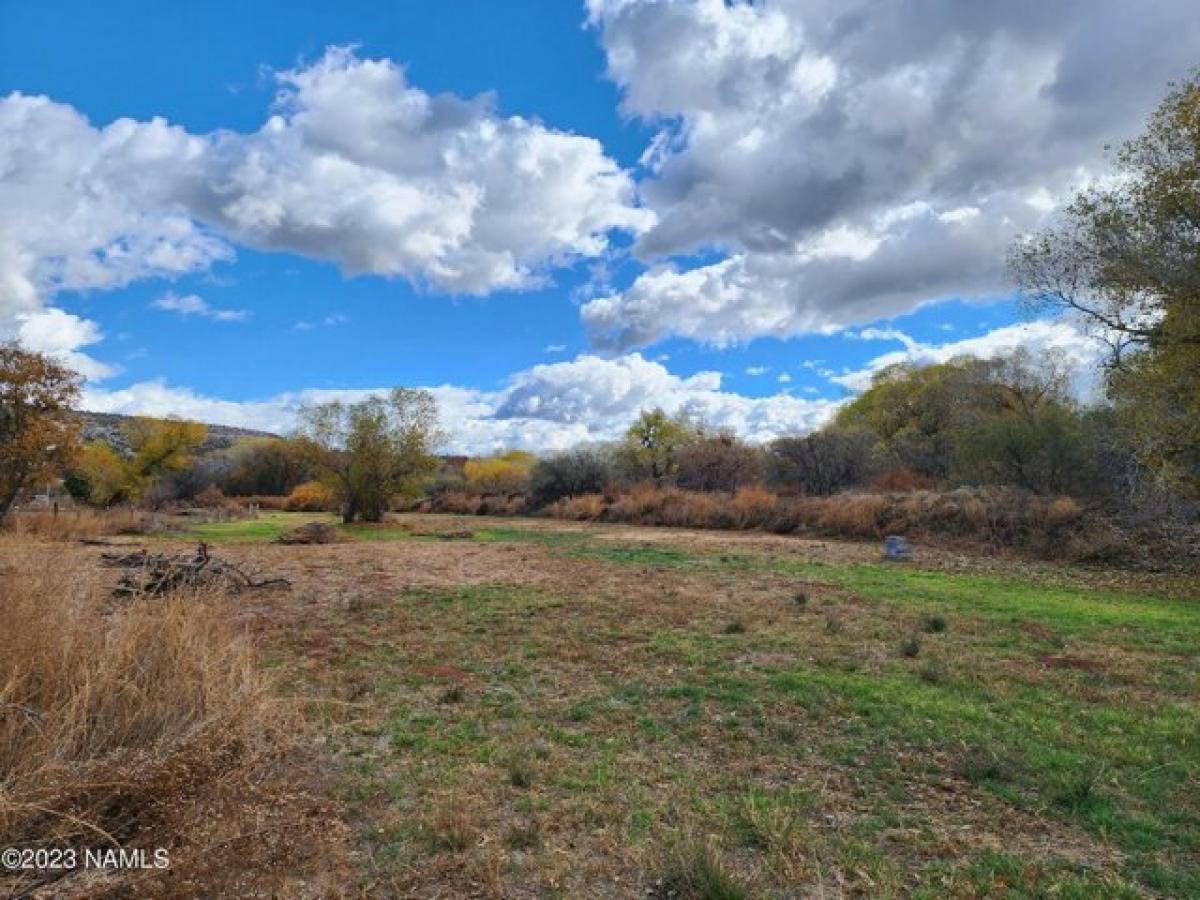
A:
0 342 82 520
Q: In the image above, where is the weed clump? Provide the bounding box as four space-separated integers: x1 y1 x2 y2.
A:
506 753 533 788
921 613 948 633
504 821 540 850
792 590 809 609
955 745 1020 785
424 804 476 852
1050 770 1107 814
918 660 946 685
651 840 751 900
900 635 922 657
723 620 747 635
438 684 465 704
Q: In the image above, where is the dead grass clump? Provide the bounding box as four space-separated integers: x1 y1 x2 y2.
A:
0 542 281 856
424 803 477 852
546 493 607 521
2 508 122 541
477 495 527 516
799 493 889 538
1046 496 1083 526
729 485 777 529
434 491 484 515
659 489 725 529
611 482 668 523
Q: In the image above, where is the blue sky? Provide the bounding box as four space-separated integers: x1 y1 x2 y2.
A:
2 1 1192 451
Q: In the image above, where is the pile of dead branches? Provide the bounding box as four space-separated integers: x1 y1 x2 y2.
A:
100 543 291 598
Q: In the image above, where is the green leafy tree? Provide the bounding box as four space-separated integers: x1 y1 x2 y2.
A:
835 361 973 479
0 343 81 520
617 408 696 484
1011 73 1200 497
296 388 442 523
951 350 1090 495
837 351 1092 495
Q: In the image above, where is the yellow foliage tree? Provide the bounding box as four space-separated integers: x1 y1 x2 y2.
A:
75 418 207 505
463 450 536 494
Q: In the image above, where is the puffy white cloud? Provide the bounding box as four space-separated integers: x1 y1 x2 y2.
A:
829 320 1104 393
584 0 1199 348
0 92 231 353
1 45 649 362
152 291 249 321
82 353 840 455
13 309 115 381
198 47 652 293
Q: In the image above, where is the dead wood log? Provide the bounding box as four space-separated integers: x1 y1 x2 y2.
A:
99 544 291 598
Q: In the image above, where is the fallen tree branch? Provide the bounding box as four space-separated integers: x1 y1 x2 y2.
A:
99 543 291 597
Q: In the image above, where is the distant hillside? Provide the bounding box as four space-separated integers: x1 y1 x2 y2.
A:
79 411 277 455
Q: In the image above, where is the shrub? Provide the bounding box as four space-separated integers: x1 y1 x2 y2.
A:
545 493 606 521
284 480 336 512
476 494 527 516
869 467 939 493
220 438 311 497
611 482 666 522
433 491 483 515
729 486 777 529
658 489 724 529
463 450 536 495
529 449 614 507
921 613 948 634
0 538 279 853
767 427 874 495
1046 496 1083 526
194 484 229 508
675 432 762 493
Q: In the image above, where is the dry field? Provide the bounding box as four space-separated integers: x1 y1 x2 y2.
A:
3 512 1198 898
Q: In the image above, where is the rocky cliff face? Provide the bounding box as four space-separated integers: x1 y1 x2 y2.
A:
78 411 277 455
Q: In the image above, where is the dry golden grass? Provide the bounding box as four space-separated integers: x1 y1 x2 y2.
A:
610 480 666 521
2 508 125 541
547 493 606 520
728 485 778 529
0 537 280 857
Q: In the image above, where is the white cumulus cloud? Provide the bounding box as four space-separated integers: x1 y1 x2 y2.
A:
82 353 841 455
0 45 650 371
583 0 1200 348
